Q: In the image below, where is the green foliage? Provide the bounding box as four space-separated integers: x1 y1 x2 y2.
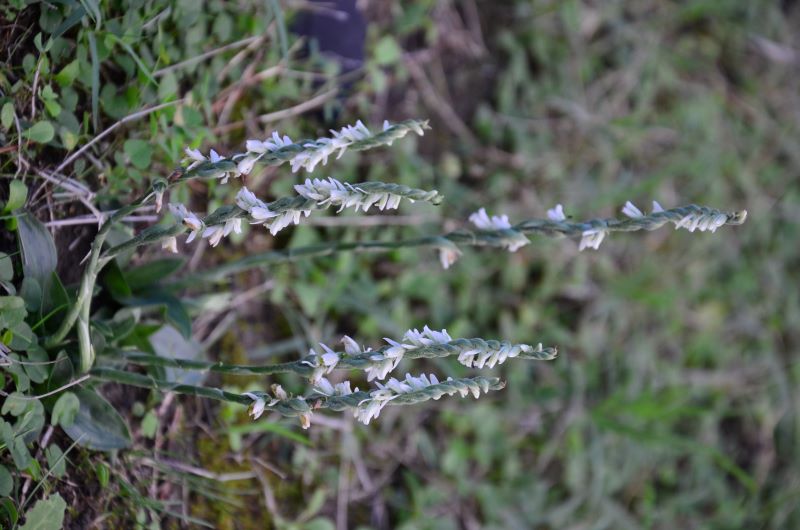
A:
1 0 798 528
18 493 66 530
62 388 131 450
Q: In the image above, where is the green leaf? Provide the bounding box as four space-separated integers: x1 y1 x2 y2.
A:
8 321 36 351
227 420 312 447
1 392 29 416
88 31 99 131
19 277 42 313
0 296 26 330
0 497 18 527
141 410 158 439
104 33 156 86
0 465 12 497
9 436 32 470
124 291 191 339
149 325 205 385
123 139 153 170
55 60 79 87
22 347 48 384
18 493 66 530
101 260 132 301
16 211 57 295
1 103 13 130
22 121 54 143
14 400 45 443
62 388 131 451
95 462 109 488
0 252 12 281
374 36 402 66
45 444 66 478
43 272 70 327
3 180 28 214
125 258 185 291
51 391 79 428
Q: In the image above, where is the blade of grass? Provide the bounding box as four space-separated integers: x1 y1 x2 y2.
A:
87 31 100 132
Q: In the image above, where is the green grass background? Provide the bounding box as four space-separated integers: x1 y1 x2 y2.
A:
2 0 799 528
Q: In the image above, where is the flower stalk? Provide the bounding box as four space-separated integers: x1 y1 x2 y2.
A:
91 366 504 429
182 119 429 179
111 333 557 382
172 202 748 284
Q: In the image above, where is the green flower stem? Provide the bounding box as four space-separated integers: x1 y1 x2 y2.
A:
100 182 444 261
112 338 557 376
89 366 504 418
171 236 443 286
43 181 169 368
510 204 747 237
184 119 429 177
174 204 746 286
90 366 252 404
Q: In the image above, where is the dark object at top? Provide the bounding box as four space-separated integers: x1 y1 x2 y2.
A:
292 0 366 74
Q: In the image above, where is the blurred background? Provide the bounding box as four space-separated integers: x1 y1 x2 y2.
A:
3 0 799 528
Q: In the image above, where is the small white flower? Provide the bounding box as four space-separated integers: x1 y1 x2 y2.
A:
457 348 480 367
223 218 242 237
183 147 236 182
154 189 164 213
316 377 357 396
469 208 529 252
271 384 288 400
415 326 452 345
364 354 398 381
162 236 178 254
469 208 512 230
547 204 566 221
622 201 644 219
169 203 204 243
354 398 388 425
335 380 356 395
243 392 267 420
438 246 462 269
184 147 206 170
185 147 205 162
265 209 310 235
383 120 391 131
652 200 665 213
408 120 426 136
236 188 279 222
315 377 335 396
236 155 260 176
246 132 294 154
341 336 364 355
319 343 340 368
304 344 340 384
299 411 312 430
674 212 728 233
202 225 225 247
208 149 223 163
579 228 607 251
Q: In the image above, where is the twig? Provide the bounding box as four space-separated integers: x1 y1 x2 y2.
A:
0 374 91 400
55 99 184 173
44 214 158 228
153 35 265 78
212 89 337 134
